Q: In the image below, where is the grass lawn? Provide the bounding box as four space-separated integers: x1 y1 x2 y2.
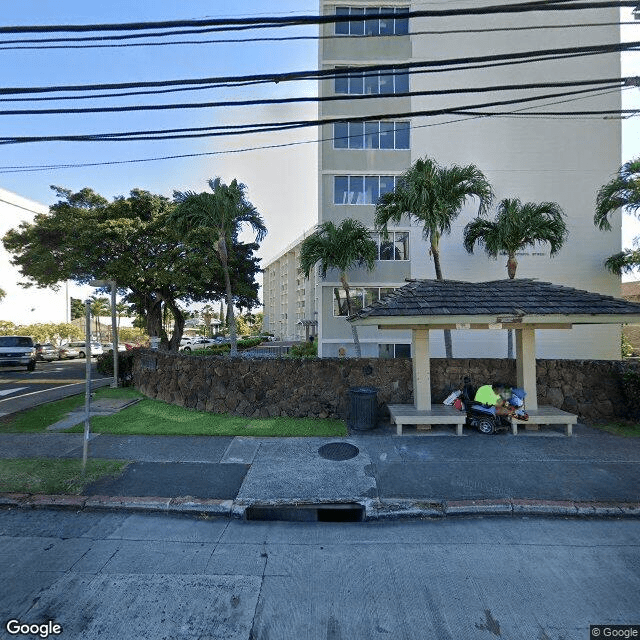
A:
0 458 128 495
2 387 347 437
590 420 640 437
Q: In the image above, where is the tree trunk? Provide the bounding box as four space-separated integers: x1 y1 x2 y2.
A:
166 299 185 352
145 296 168 347
506 253 517 357
218 238 238 356
432 243 453 359
341 274 361 357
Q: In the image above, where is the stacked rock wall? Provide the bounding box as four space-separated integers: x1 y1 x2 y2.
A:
133 351 639 422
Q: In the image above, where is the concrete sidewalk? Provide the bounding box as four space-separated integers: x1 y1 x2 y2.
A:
1 423 639 520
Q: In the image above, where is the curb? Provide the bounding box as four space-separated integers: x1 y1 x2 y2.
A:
1 493 640 521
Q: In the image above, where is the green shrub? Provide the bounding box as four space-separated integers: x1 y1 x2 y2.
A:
622 334 634 358
96 350 137 385
287 341 318 359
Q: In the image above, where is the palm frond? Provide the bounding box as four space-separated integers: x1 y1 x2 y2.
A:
463 197 568 268
299 219 377 279
604 249 640 275
594 157 640 231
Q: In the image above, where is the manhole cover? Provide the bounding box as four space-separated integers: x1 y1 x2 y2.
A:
318 442 359 461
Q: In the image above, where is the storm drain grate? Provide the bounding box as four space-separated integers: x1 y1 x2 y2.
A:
245 503 365 522
318 442 359 461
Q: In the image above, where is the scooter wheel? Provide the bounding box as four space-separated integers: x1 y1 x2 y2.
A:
476 417 496 435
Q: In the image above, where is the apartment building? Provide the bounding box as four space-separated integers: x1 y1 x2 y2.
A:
264 1 624 359
262 231 319 341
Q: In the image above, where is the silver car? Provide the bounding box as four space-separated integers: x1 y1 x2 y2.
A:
65 341 104 358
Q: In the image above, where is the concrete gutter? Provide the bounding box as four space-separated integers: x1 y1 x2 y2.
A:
2 493 639 521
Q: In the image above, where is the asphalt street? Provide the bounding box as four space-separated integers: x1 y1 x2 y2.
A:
0 359 110 416
0 508 638 640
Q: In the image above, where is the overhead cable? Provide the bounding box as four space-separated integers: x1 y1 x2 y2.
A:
0 1 637 34
0 21 635 50
0 85 626 144
0 76 627 105
1 39 638 99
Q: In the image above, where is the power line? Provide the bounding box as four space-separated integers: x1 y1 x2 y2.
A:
1 40 638 100
0 85 626 144
0 21 635 50
0 87 633 174
0 1 636 34
0 75 627 106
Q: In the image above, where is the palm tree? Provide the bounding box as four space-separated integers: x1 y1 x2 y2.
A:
89 295 110 339
594 158 640 275
375 156 494 357
299 219 378 357
463 197 568 357
171 178 266 356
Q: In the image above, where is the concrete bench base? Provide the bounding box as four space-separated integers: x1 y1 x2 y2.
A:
511 406 578 436
388 404 467 436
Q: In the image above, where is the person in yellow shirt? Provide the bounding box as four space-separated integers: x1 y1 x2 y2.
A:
474 383 515 417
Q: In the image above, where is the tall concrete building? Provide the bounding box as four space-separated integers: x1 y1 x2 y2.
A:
265 1 624 359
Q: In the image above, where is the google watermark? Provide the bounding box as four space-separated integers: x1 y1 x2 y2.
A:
5 619 63 638
591 626 640 639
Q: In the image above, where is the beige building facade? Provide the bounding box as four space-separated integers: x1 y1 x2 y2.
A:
262 231 319 341
0 188 70 326
264 1 624 359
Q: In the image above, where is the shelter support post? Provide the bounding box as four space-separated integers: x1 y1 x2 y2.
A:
515 327 538 410
412 328 431 411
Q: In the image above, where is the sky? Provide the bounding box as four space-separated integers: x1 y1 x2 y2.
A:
1 0 639 306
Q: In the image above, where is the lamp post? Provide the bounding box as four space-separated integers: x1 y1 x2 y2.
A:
90 279 118 387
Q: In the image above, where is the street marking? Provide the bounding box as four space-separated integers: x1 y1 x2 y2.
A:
0 379 88 385
0 387 27 397
0 378 113 404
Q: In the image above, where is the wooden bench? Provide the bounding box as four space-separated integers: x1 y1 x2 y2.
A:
388 404 467 436
510 406 578 436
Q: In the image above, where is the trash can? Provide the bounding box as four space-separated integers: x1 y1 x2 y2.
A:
348 386 378 431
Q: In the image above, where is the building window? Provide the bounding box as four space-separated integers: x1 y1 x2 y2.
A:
335 7 409 36
334 121 410 150
334 67 409 95
379 343 411 359
370 231 409 261
334 175 398 205
333 287 397 317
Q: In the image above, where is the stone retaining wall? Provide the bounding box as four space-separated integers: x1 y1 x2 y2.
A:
132 351 639 422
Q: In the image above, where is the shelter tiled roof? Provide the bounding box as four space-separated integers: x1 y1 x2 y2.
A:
350 279 640 320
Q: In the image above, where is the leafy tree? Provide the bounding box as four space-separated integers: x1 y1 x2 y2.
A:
171 177 267 356
299 219 377 357
375 156 494 357
3 186 261 351
0 321 17 335
0 288 5 302
594 158 640 275
70 297 84 320
463 197 567 357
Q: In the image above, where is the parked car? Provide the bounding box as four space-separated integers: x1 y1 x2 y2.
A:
0 336 36 371
58 345 80 360
179 337 218 352
101 342 127 354
65 341 104 358
35 343 59 362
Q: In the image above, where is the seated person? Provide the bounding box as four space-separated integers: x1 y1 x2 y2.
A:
474 383 515 417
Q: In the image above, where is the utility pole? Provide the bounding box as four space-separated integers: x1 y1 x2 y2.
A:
82 300 92 475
